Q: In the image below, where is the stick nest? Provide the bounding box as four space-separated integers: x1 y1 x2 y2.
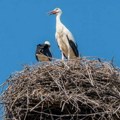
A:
1 58 120 120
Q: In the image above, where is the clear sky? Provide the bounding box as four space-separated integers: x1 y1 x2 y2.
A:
0 0 120 84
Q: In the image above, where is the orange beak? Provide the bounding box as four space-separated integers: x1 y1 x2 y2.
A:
48 10 58 15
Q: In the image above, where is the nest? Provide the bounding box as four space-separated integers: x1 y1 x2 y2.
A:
1 57 120 120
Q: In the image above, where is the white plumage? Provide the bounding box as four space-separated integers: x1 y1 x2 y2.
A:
49 8 79 60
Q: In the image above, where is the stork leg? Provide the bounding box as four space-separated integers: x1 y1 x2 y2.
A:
67 41 71 60
61 52 65 60
68 48 70 60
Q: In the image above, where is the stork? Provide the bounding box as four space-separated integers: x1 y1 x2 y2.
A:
49 8 79 60
35 41 52 62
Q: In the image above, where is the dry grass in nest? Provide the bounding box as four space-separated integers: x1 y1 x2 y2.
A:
0 57 120 120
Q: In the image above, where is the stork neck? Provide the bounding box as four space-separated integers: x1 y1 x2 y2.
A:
56 14 62 24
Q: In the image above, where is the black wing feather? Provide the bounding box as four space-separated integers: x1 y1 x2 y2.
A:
66 35 79 57
35 44 52 61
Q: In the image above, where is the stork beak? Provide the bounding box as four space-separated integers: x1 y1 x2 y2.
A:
48 10 57 15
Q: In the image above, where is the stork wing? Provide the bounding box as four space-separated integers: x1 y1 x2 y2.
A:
66 31 79 57
45 48 52 61
41 45 52 61
35 44 52 61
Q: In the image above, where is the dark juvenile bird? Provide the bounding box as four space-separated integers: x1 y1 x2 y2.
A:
35 41 52 62
49 8 79 60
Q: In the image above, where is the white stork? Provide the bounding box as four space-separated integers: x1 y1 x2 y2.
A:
49 8 79 60
35 41 52 62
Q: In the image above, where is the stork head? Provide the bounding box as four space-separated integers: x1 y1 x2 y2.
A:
44 41 51 47
48 8 62 15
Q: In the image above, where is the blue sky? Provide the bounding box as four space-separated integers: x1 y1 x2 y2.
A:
0 0 120 84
